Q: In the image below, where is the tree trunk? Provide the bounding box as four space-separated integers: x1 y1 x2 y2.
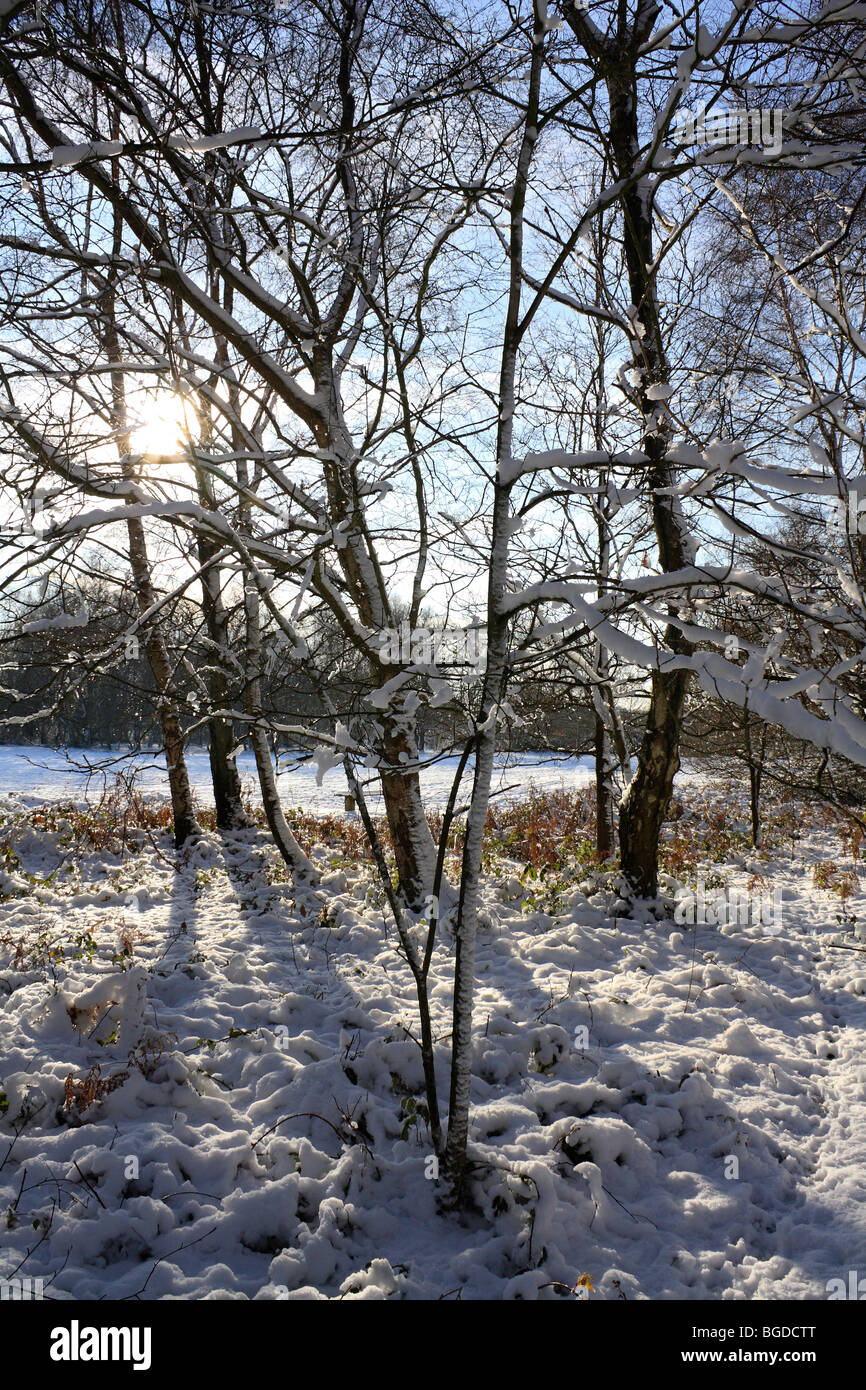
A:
122 510 199 847
745 716 763 849
593 495 615 859
378 717 436 910
192 464 249 830
605 70 693 900
749 763 762 850
244 652 317 882
207 711 247 831
99 207 199 849
619 677 688 897
239 483 317 883
594 709 614 858
249 719 316 882
442 15 544 1203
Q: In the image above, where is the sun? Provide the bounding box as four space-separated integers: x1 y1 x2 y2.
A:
129 392 196 459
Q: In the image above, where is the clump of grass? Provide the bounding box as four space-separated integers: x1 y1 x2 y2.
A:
0 917 142 982
63 1033 178 1116
0 921 105 975
657 792 852 888
660 796 771 883
21 782 174 852
16 773 853 909
285 807 378 864
812 859 858 899
480 786 598 873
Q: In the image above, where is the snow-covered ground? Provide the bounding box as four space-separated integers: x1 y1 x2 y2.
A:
0 744 596 813
1 776 865 1300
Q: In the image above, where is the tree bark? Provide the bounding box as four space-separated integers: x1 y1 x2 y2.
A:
604 50 693 899
192 463 249 830
124 515 199 848
594 709 614 858
442 8 544 1202
99 187 199 849
242 566 317 883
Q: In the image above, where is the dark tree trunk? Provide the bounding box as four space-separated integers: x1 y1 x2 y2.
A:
595 711 613 858
99 208 199 850
606 65 693 899
207 714 246 830
192 468 249 830
749 762 762 849
618 671 690 897
378 716 435 911
124 514 200 849
745 717 763 849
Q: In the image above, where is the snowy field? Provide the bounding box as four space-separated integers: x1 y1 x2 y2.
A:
0 744 597 813
1 759 865 1300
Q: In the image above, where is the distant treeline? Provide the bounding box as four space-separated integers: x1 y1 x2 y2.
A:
0 578 600 755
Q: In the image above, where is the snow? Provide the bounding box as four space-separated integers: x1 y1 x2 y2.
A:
20 608 89 634
498 449 648 486
309 747 345 788
50 142 123 167
1 774 865 1299
166 129 262 153
48 129 266 169
0 746 596 813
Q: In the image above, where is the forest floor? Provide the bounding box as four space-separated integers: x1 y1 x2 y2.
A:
1 778 865 1300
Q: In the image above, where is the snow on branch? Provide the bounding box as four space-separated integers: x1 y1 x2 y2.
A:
498 448 649 486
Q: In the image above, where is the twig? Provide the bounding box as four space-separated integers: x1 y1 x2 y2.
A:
601 1182 659 1229
251 1111 346 1152
73 1160 107 1208
118 1225 218 1300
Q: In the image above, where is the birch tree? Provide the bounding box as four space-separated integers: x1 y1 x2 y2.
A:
0 0 493 902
